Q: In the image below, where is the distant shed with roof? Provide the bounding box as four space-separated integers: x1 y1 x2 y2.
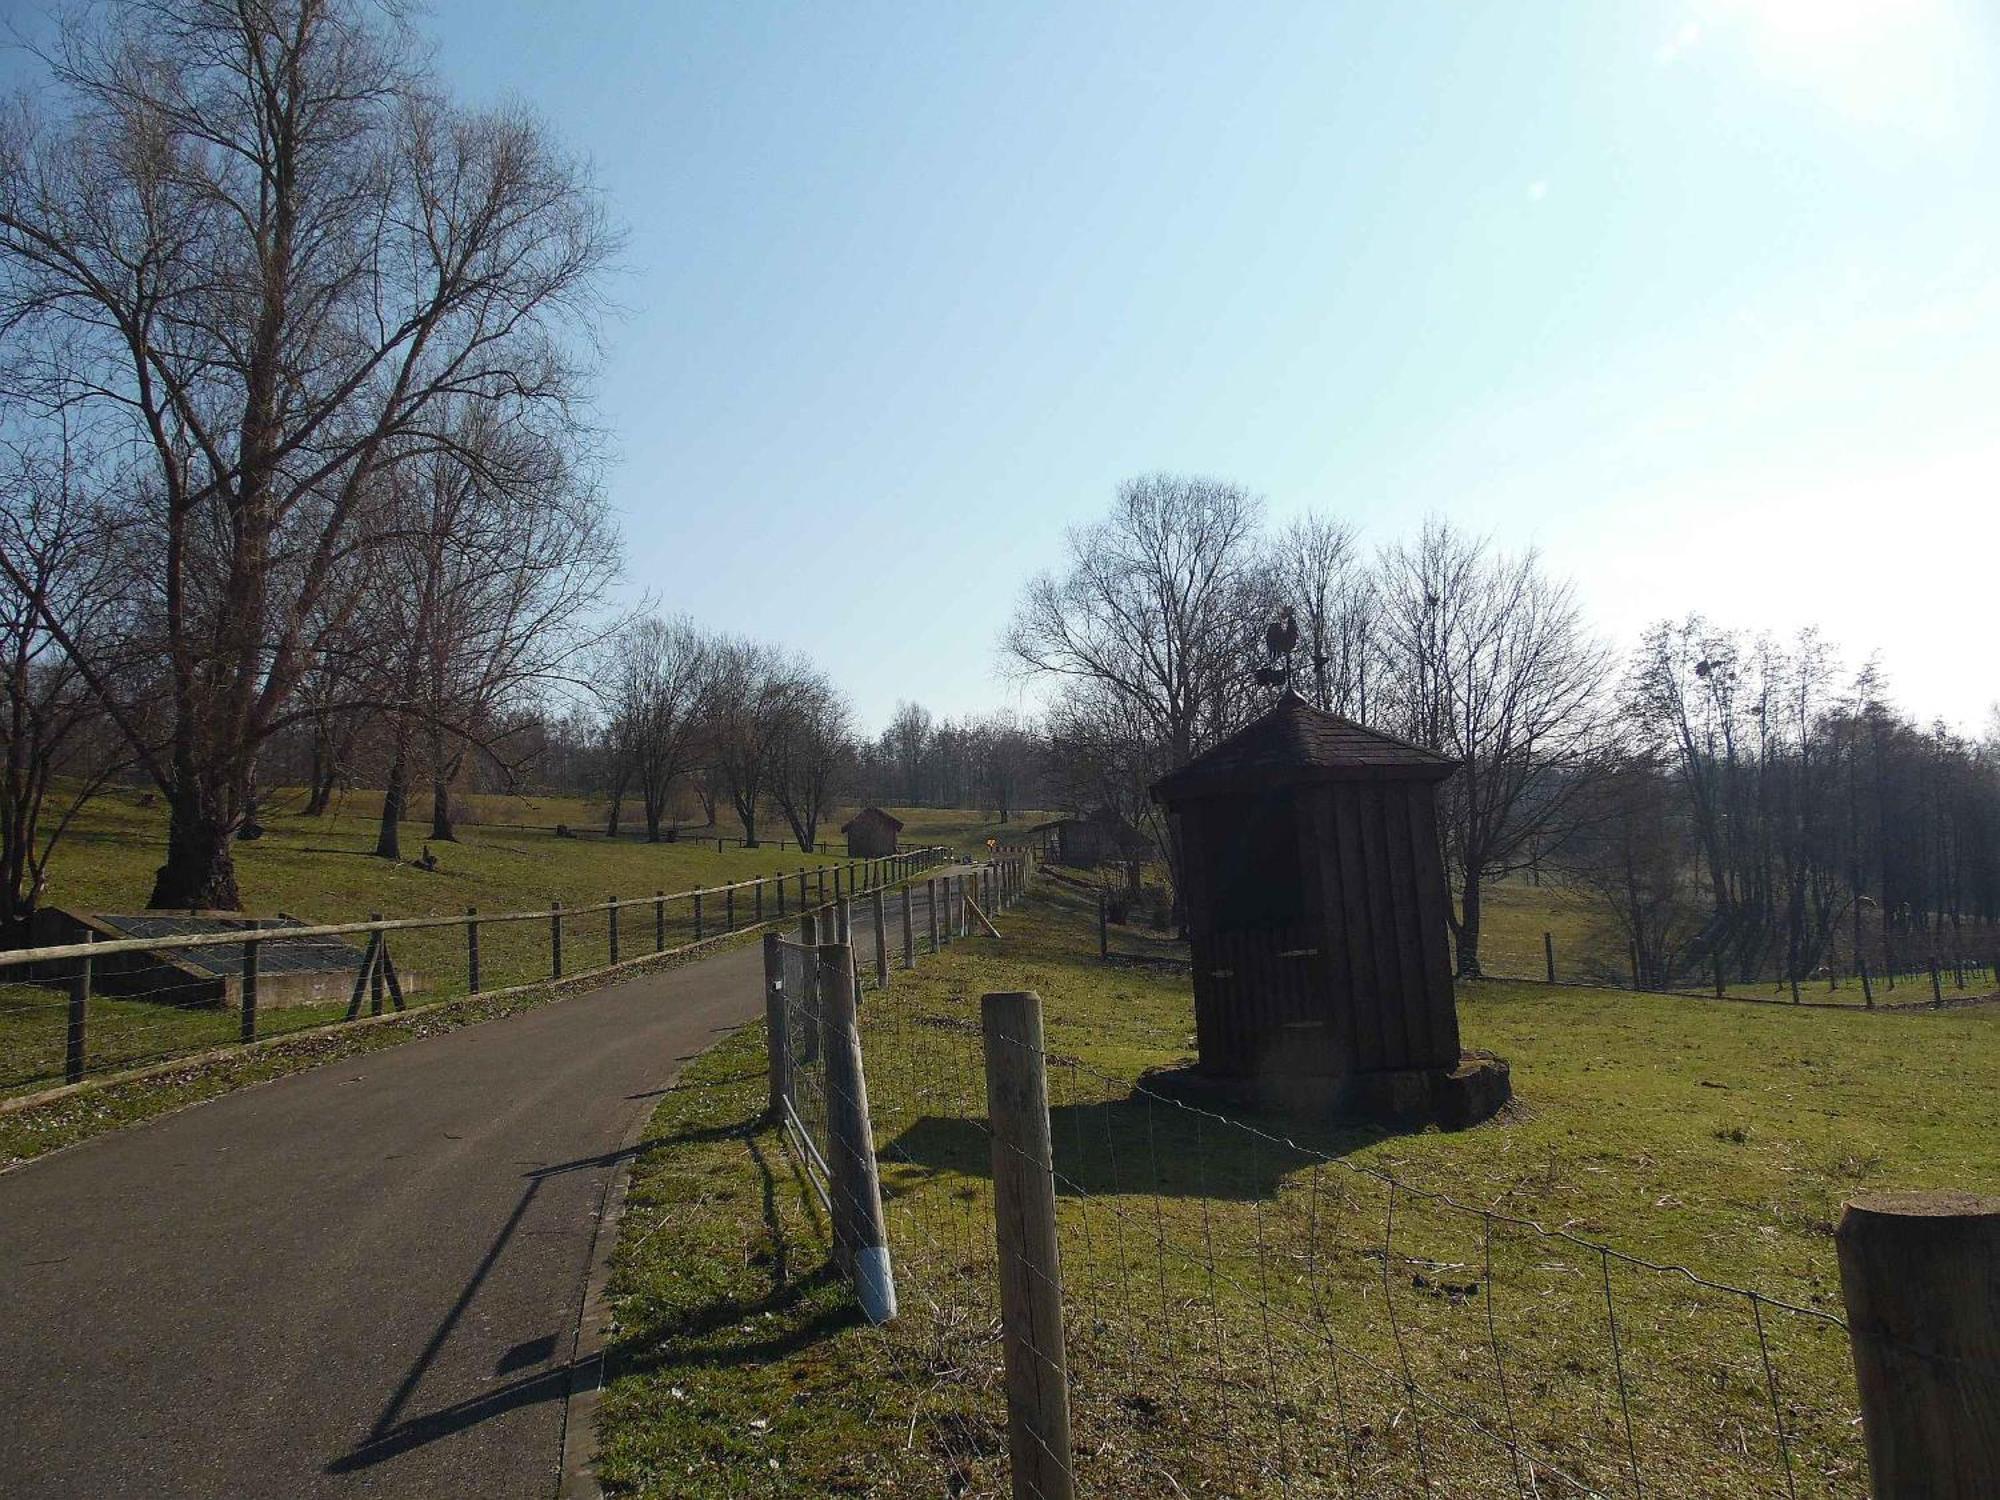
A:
1025 810 1151 871
842 806 903 858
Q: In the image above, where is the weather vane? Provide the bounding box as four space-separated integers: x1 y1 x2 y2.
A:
1254 605 1298 691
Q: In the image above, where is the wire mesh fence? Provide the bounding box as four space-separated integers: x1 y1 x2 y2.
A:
809 957 1879 1498
0 849 955 1100
1082 878 2000 1014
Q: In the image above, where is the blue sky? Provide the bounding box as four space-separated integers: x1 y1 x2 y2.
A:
14 2 1999 731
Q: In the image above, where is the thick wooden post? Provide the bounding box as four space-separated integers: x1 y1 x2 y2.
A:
240 934 259 1045
66 931 92 1084
370 912 387 1014
928 877 941 952
1544 932 1556 984
467 907 481 995
726 886 735 932
819 944 896 1323
871 889 889 989
609 896 620 964
901 884 915 969
762 933 788 1122
981 990 1075 1500
1837 1190 2000 1497
551 900 564 980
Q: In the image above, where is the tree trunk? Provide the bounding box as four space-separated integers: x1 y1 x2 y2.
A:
303 735 330 816
375 737 407 860
148 774 242 910
429 730 457 842
430 772 454 842
1456 873 1484 978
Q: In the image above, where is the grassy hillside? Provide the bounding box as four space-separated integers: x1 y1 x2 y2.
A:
595 875 1996 1498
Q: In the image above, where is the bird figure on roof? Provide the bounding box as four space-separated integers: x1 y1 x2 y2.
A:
1266 606 1299 661
1255 606 1299 689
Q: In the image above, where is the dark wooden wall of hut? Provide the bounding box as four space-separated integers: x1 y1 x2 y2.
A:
1180 781 1459 1078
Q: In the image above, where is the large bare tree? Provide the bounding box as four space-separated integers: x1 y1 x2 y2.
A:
603 616 712 844
0 0 612 907
768 662 850 853
1008 474 1266 769
1375 519 1609 976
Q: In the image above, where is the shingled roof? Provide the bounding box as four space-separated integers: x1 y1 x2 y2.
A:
841 807 904 832
1151 691 1456 803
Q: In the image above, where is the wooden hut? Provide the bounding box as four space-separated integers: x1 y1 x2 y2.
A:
842 807 903 858
1150 691 1508 1127
1026 810 1150 871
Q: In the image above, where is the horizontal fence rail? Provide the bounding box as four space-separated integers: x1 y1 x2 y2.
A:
0 848 961 1100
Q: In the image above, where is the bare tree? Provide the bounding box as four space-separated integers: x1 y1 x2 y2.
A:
769 663 850 852
0 425 135 936
0 0 613 907
604 616 711 844
708 639 788 847
362 411 619 858
1267 511 1376 716
1008 473 1266 767
1375 518 1610 976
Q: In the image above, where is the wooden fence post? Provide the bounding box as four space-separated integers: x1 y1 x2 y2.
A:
1543 931 1555 984
819 943 896 1324
981 990 1076 1500
798 868 807 909
755 878 764 924
694 889 704 942
609 896 620 964
1836 1190 2000 1497
66 930 92 1084
726 886 735 932
777 873 787 917
901 884 915 970
370 912 387 1013
871 889 888 989
551 900 564 980
762 933 788 1122
240 933 259 1045
655 891 665 951
467 907 481 995
928 877 941 952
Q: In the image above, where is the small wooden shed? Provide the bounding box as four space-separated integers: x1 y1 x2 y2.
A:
842 807 903 858
1150 691 1507 1126
1027 811 1151 870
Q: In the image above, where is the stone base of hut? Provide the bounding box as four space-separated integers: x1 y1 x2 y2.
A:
1143 1051 1511 1132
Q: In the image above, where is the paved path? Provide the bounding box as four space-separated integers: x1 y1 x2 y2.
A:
0 937 772 1499
0 868 985 1499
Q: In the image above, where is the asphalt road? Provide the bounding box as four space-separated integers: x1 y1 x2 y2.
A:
0 935 774 1499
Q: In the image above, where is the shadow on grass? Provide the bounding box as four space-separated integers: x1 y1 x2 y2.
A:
879 1083 1396 1203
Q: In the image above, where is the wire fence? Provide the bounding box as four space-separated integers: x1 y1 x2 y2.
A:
0 848 957 1101
772 897 1892 1499
1080 880 2000 1013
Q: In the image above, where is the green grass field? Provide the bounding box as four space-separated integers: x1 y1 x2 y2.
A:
2 792 1047 1099
595 875 1998 1498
